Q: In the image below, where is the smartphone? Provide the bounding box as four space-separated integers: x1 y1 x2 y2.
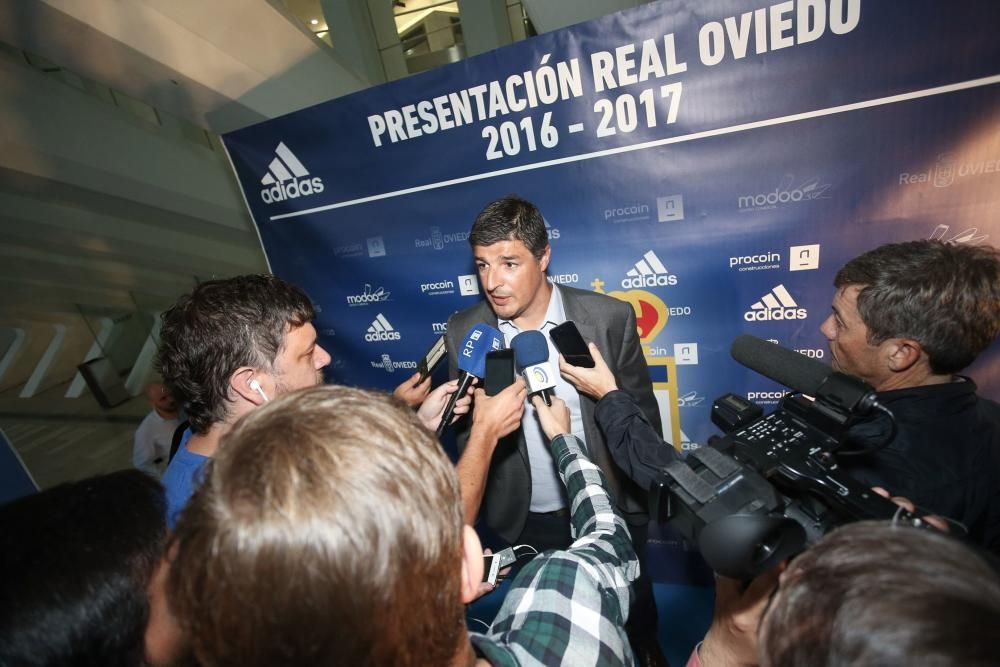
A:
549 321 595 368
416 335 447 381
484 349 515 396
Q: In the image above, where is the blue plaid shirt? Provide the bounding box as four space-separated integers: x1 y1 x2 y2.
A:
470 434 640 666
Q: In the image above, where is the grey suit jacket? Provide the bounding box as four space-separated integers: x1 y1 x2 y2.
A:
446 284 662 543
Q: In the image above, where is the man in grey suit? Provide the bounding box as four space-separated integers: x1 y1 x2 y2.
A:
446 195 666 666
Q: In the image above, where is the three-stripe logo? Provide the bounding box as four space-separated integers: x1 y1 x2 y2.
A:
744 284 808 322
365 313 402 341
621 250 678 288
259 142 325 204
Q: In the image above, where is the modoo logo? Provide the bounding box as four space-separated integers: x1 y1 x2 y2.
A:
345 284 390 306
621 251 677 288
744 285 807 322
365 314 401 342
259 142 325 204
738 176 830 211
432 322 448 334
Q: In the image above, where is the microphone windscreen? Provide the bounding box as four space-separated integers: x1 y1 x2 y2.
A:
510 330 550 371
457 324 504 378
730 334 831 396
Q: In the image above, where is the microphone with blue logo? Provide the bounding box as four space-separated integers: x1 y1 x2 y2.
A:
437 323 504 435
511 330 556 407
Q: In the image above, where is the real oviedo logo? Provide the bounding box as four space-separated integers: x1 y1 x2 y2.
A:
259 142 325 204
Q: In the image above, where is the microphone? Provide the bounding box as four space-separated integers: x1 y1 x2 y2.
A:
438 324 503 435
730 335 878 416
511 330 556 406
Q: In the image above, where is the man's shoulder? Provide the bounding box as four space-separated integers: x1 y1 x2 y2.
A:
447 300 495 332
559 285 630 318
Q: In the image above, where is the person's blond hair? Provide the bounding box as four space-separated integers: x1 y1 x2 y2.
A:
169 385 466 666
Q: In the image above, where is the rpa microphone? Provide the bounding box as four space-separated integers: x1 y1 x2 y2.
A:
437 323 504 435
510 330 556 406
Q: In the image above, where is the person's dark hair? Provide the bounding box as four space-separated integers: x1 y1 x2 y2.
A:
761 521 1000 667
0 470 167 667
469 195 550 259
834 240 1000 374
156 274 314 433
169 385 466 667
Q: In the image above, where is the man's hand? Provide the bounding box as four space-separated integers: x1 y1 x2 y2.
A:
470 548 513 601
393 372 432 408
699 567 783 667
872 486 950 532
470 379 527 442
416 379 472 432
531 395 571 441
559 343 618 400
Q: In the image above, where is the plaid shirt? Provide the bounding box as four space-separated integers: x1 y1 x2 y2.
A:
470 434 640 666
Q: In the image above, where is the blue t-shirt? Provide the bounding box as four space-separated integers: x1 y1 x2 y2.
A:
161 428 209 529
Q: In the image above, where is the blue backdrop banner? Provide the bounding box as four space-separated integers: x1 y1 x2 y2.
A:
223 0 1000 453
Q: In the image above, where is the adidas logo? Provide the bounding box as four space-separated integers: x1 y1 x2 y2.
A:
260 142 325 204
621 250 678 288
365 313 401 342
744 284 808 322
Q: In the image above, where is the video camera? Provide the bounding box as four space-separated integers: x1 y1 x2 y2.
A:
649 335 929 579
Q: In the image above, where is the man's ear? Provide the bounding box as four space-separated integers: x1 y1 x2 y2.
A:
885 338 923 373
230 366 266 406
538 244 552 273
459 525 485 604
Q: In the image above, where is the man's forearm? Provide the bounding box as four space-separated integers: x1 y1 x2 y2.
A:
455 426 498 524
595 390 680 490
550 434 637 567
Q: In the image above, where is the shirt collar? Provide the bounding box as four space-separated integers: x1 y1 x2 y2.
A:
498 280 563 332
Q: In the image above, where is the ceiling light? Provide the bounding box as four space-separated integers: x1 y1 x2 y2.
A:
310 19 319 25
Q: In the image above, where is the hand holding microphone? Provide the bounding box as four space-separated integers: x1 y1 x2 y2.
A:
438 323 504 435
417 378 473 432
510 330 557 406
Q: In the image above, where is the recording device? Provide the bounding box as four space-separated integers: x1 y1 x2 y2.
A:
437 324 504 435
484 349 516 396
549 321 595 368
649 335 925 579
482 547 517 586
417 335 447 381
510 330 556 406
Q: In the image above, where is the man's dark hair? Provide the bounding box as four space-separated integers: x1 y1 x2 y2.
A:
156 274 314 433
834 240 1000 374
761 521 1000 667
0 470 167 667
469 195 550 259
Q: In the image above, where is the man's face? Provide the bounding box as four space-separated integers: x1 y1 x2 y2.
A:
272 322 331 395
819 284 885 386
473 239 550 323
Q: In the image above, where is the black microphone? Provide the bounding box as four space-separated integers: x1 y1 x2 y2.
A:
437 324 504 436
511 330 556 406
730 334 878 416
